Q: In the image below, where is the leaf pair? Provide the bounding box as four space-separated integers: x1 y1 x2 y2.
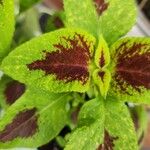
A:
64 0 137 44
1 28 150 104
65 97 138 150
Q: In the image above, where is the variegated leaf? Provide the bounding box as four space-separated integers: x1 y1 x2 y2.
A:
1 28 96 93
64 0 99 37
65 96 138 150
94 35 110 68
94 0 137 45
109 38 150 104
93 69 111 97
65 98 105 150
97 96 138 150
0 88 70 148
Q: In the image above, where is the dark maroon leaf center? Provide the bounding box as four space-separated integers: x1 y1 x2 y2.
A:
98 71 105 82
4 81 26 105
0 108 38 142
99 50 105 68
98 130 118 150
114 42 150 93
27 34 91 84
94 0 109 16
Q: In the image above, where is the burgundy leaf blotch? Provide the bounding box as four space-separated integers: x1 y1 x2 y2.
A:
0 108 38 142
114 42 150 93
4 81 26 105
27 34 91 84
94 0 109 16
98 71 105 82
99 50 105 68
98 130 118 150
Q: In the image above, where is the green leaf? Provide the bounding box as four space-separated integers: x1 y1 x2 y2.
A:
42 12 65 33
0 0 15 62
64 0 99 37
0 75 26 109
100 96 138 150
19 0 41 12
1 28 96 93
109 38 150 104
93 69 111 97
65 96 138 150
94 35 110 68
65 98 105 150
0 88 70 148
94 0 137 45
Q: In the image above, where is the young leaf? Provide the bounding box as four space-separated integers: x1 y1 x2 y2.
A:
0 0 15 62
0 88 71 148
93 69 111 97
65 98 105 150
109 38 150 104
1 28 96 93
97 97 138 150
63 0 99 37
0 75 26 109
94 0 137 45
94 35 110 68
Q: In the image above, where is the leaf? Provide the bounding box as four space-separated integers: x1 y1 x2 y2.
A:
1 28 96 93
64 0 99 37
65 96 138 150
97 96 138 150
41 12 65 33
65 98 105 150
19 0 41 12
0 0 15 62
93 69 111 97
100 100 139 150
94 35 110 68
109 38 150 104
0 88 71 148
94 0 137 45
0 75 26 109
